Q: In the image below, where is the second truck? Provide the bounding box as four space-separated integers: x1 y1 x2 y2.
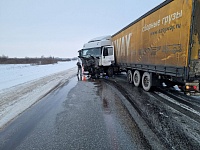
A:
78 0 200 95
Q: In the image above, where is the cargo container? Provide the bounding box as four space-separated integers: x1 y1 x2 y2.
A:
111 0 200 95
79 0 200 95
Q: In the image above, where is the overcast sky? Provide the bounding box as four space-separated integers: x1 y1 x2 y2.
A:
0 0 164 58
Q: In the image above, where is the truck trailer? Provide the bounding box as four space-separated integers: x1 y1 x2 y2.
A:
79 0 200 95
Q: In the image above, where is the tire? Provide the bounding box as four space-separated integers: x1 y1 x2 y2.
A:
127 70 133 84
107 67 113 77
142 72 152 91
133 70 141 87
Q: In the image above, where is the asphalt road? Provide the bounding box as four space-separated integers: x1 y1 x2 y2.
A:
0 76 151 150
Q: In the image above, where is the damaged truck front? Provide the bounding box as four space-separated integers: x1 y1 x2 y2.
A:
78 36 117 78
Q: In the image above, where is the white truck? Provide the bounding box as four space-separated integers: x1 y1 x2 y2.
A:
78 35 116 78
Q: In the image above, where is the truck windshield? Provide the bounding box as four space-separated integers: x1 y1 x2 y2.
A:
82 47 101 57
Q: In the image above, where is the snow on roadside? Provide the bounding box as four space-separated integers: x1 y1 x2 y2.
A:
0 61 77 91
0 66 77 129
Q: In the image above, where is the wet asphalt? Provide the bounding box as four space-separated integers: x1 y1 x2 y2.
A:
0 76 150 150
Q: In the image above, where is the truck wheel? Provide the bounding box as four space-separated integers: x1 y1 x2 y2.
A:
107 67 113 77
142 72 152 91
127 70 133 83
133 70 141 87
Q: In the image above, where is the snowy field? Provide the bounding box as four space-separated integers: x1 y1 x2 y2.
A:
0 61 77 91
0 61 77 129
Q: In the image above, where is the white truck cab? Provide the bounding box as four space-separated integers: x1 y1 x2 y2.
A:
79 35 115 77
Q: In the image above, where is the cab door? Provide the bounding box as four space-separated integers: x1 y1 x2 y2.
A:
101 46 115 66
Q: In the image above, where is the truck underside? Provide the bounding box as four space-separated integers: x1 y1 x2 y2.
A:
123 63 200 95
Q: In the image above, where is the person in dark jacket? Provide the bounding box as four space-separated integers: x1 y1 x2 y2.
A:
76 61 82 76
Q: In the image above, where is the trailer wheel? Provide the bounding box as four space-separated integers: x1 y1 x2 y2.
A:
127 70 133 83
142 72 152 91
107 67 113 77
133 70 141 87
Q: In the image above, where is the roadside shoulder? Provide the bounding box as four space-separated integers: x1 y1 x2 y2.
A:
0 67 76 129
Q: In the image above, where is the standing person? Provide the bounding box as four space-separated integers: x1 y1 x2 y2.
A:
76 58 82 76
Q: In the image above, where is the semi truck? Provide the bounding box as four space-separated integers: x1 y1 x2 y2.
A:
78 0 200 95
